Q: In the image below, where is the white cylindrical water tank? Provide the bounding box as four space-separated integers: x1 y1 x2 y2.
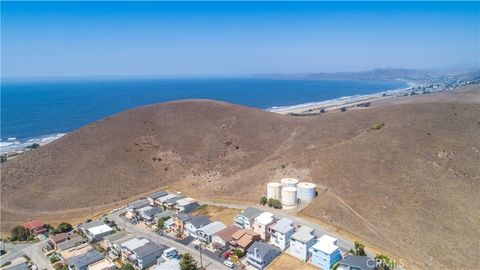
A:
282 186 298 206
267 182 282 200
281 178 299 188
297 182 317 201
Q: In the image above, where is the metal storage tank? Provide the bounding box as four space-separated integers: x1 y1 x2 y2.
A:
267 182 282 200
281 178 299 188
297 182 317 201
281 186 298 207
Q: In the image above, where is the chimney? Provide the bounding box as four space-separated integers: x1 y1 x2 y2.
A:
254 248 259 256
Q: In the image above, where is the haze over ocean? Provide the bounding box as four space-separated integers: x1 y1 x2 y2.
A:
1 78 405 141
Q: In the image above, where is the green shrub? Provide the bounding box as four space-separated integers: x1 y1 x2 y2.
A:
259 196 267 206
10 226 30 242
233 248 244 258
49 255 60 264
371 123 385 130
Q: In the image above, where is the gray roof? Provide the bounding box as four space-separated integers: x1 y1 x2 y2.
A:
154 210 175 220
66 250 104 269
271 218 294 234
164 196 185 205
104 231 130 243
339 256 375 270
240 207 263 219
129 199 150 209
133 241 166 258
82 220 105 230
247 241 280 258
199 222 226 236
140 207 163 217
57 236 84 251
4 263 28 270
291 226 315 243
147 191 168 200
175 213 192 222
187 216 211 229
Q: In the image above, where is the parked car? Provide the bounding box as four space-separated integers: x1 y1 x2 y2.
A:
222 251 231 259
224 260 235 269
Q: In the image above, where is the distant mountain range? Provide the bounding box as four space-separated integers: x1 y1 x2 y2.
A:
258 68 480 80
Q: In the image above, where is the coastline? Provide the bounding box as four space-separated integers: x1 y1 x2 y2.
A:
268 80 416 115
1 78 477 158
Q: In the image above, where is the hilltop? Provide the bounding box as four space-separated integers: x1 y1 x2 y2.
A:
2 86 479 269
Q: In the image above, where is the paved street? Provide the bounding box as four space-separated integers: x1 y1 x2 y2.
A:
1 241 51 270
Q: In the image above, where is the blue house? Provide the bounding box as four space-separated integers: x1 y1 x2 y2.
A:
309 235 342 270
246 241 281 270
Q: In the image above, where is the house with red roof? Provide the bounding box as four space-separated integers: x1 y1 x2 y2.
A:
24 220 47 235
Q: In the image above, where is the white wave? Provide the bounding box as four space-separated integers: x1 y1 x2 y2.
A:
266 83 412 113
1 133 66 155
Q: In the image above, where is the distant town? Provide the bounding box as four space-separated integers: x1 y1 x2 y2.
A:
1 178 396 270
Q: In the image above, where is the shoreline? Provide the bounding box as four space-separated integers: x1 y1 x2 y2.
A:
268 79 473 115
2 78 477 157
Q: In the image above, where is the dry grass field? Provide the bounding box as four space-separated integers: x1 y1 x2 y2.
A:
266 253 318 270
2 85 479 269
192 205 240 226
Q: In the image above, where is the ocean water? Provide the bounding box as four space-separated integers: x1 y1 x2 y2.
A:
1 77 406 144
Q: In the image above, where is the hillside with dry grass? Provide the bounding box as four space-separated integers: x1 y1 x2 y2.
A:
2 86 479 269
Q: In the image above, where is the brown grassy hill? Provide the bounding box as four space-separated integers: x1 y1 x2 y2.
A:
2 86 479 269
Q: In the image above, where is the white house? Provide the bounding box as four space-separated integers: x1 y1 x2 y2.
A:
269 218 295 250
309 235 342 270
197 221 226 244
81 220 114 242
184 216 211 238
253 212 275 241
288 226 316 262
233 207 263 229
173 197 199 213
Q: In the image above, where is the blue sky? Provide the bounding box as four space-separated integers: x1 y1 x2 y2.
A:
1 1 479 77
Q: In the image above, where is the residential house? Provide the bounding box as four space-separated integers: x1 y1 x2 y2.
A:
288 226 316 262
127 199 150 212
126 199 150 219
49 233 68 250
184 216 211 238
66 249 104 270
23 220 47 235
173 197 199 213
246 241 281 270
154 194 177 207
211 225 240 249
101 231 135 255
145 191 168 206
81 220 114 242
269 218 295 250
60 243 94 260
172 213 192 233
197 222 226 244
229 229 261 252
153 210 175 223
87 258 116 270
121 238 165 269
234 207 263 229
57 235 85 251
338 256 375 270
4 258 28 270
163 218 175 230
156 258 180 270
253 212 275 241
137 206 163 222
309 235 342 270
163 195 186 210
